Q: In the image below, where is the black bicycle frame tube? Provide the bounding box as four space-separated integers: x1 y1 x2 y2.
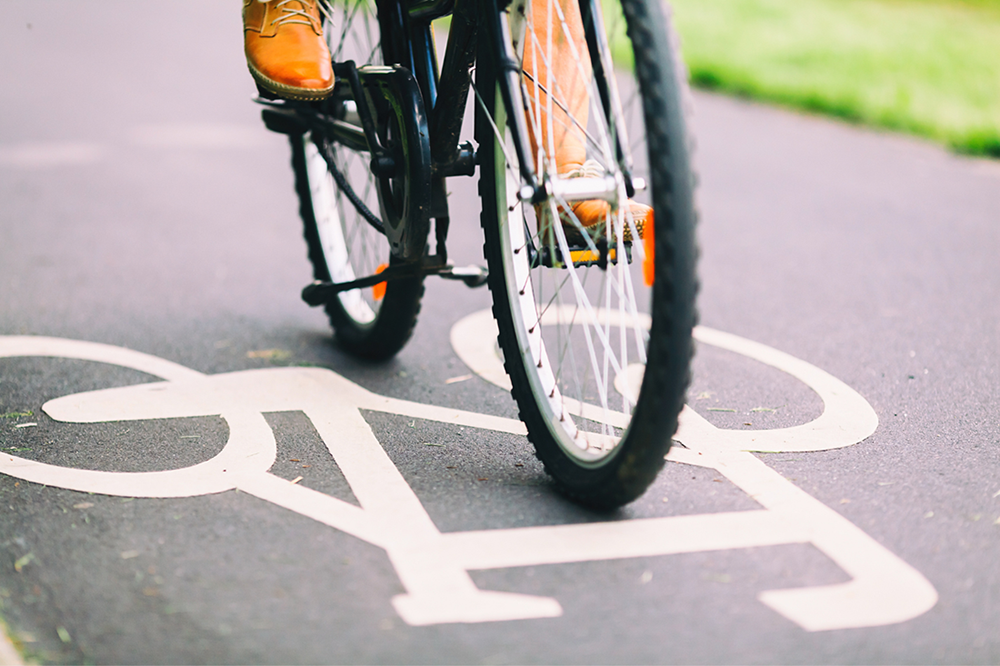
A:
578 0 634 195
428 0 478 168
409 22 440 111
381 0 540 196
481 0 542 196
408 0 455 20
378 0 417 75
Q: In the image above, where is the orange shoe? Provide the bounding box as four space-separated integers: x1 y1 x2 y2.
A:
537 160 650 246
557 160 650 244
243 0 335 101
560 200 650 244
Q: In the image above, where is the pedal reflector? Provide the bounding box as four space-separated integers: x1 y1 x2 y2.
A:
643 210 655 287
373 263 389 300
570 248 616 264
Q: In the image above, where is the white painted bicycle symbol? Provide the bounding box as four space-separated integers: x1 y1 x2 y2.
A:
0 310 936 630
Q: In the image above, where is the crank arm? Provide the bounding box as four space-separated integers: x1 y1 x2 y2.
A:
302 264 421 305
302 258 488 305
334 61 392 164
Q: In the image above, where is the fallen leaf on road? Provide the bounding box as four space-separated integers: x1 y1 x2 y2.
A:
14 553 34 572
246 349 292 361
73 502 94 510
707 408 736 413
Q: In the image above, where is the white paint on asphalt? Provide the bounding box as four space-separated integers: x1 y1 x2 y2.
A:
0 628 22 666
452 311 935 631
452 308 881 453
0 317 937 631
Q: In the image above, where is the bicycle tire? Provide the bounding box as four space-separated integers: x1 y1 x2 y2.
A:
475 0 698 508
290 0 425 360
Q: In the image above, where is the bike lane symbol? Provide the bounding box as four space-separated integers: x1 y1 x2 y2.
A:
0 312 937 631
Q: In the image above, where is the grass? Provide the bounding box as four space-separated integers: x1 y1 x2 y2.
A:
666 0 1000 157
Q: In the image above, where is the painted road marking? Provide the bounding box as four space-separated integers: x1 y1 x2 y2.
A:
0 317 937 631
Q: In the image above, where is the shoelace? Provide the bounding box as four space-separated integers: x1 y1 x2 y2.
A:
562 159 605 180
266 0 334 28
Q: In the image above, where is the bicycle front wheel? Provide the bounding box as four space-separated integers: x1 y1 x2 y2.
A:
476 0 698 508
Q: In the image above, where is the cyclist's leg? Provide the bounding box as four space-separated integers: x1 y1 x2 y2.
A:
522 0 590 175
523 0 651 239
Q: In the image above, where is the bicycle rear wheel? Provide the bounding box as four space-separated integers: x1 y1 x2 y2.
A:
291 0 425 360
476 0 698 508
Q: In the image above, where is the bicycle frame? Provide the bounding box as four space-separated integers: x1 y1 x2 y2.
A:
264 0 640 303
383 0 635 210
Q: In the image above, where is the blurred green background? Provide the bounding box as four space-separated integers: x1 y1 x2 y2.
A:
669 0 1000 157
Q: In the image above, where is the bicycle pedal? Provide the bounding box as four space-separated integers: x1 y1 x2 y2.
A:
254 83 281 101
531 243 632 269
438 264 488 288
260 106 308 136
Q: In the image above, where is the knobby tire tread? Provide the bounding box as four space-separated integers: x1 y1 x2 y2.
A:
477 0 699 509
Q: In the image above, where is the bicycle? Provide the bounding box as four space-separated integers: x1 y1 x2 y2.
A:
254 0 699 509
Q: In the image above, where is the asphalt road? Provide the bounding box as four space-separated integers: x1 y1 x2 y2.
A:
2 1 1000 664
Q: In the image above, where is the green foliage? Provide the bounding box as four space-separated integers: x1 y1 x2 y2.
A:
668 0 1000 157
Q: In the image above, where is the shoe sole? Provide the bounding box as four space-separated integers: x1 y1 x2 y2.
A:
545 211 644 245
248 62 335 101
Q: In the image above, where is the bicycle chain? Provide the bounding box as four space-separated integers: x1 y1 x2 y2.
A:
316 134 386 235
